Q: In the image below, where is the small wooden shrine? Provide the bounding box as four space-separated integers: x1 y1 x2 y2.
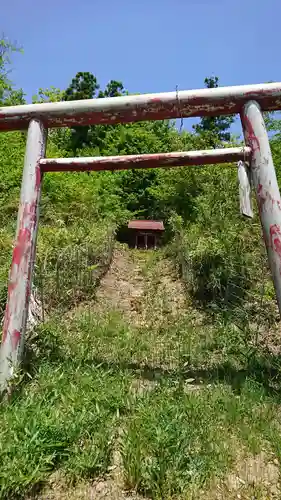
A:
128 220 165 249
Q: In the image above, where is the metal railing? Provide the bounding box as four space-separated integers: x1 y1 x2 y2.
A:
35 231 115 315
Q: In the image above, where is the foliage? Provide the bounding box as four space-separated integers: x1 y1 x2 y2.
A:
0 131 26 315
0 37 25 106
98 79 125 98
32 86 65 103
2 42 281 499
65 71 99 102
1 259 281 498
0 349 132 498
193 76 235 146
63 71 99 151
0 52 278 334
36 224 115 312
122 381 274 498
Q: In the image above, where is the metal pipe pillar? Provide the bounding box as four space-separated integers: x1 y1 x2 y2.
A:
241 100 281 315
0 120 47 390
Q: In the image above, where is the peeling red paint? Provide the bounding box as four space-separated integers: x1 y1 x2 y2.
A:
35 164 42 191
40 147 252 173
11 330 21 350
0 120 46 388
257 183 276 214
1 201 35 348
270 224 281 260
242 114 260 152
244 88 281 97
240 99 281 316
1 83 281 131
13 227 31 266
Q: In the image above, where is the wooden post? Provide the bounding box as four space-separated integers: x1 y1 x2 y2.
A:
0 120 47 391
241 100 281 315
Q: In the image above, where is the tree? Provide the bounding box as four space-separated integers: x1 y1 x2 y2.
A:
64 72 100 152
32 86 71 153
0 38 14 102
84 80 126 154
32 86 65 103
65 71 99 101
98 80 125 98
193 76 235 147
0 37 25 105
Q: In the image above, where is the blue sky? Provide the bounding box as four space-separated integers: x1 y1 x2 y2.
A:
2 0 281 134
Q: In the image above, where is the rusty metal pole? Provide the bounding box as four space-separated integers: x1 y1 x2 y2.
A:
2 82 281 131
0 120 47 391
241 100 281 315
40 147 252 172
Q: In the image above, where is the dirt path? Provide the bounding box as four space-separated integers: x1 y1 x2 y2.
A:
95 246 146 325
95 244 191 328
38 246 189 500
40 247 191 500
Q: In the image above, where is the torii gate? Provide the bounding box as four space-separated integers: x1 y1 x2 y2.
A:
0 83 281 390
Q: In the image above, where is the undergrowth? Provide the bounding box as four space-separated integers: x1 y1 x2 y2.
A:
1 297 281 498
1 50 281 499
0 359 132 499
122 380 280 499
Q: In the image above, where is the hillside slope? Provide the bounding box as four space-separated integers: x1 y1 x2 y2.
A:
1 245 281 499
1 46 281 498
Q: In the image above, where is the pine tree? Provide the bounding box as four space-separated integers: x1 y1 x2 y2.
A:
193 76 235 147
98 80 125 98
65 72 99 152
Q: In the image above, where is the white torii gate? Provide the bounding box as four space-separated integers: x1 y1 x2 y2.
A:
0 83 281 390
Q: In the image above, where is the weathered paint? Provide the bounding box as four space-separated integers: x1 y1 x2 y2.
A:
241 101 281 314
1 83 281 131
237 160 253 218
1 84 281 394
128 220 165 231
0 120 47 391
40 147 252 173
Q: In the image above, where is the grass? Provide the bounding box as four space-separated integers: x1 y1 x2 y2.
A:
121 380 281 499
0 349 132 499
1 248 281 499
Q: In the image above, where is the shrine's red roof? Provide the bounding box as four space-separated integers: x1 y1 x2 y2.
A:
128 220 164 231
